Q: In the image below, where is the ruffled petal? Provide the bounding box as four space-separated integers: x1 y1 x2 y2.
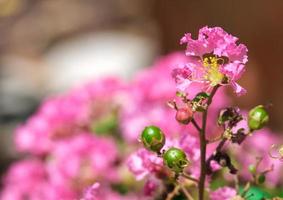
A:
231 81 246 96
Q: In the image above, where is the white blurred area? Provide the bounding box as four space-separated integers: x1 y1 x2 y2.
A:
44 30 159 92
0 30 160 100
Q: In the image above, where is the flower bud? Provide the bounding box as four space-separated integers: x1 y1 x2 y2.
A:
141 126 166 153
175 106 193 124
248 105 269 131
163 147 189 173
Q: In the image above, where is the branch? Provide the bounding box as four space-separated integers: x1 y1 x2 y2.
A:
180 184 195 200
181 173 199 184
198 85 220 200
191 118 202 132
165 185 180 200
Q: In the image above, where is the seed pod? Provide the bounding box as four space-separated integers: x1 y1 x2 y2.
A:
248 105 269 131
141 126 166 153
163 147 189 173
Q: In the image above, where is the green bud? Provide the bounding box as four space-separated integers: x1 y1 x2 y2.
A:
163 147 189 173
257 174 266 184
248 165 256 174
141 126 166 153
248 105 269 131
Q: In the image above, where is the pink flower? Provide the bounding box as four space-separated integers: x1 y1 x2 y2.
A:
127 148 163 180
143 178 160 196
47 133 119 192
173 26 248 96
15 77 127 155
82 183 100 200
0 159 75 200
81 183 140 200
209 187 237 200
232 128 283 186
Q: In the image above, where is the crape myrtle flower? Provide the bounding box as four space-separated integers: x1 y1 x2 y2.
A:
81 182 140 200
0 159 76 200
46 133 119 192
172 26 248 96
15 77 128 155
231 128 283 186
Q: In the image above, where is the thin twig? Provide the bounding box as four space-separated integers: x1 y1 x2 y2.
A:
165 185 180 200
216 139 227 152
234 175 239 191
180 184 195 200
181 173 199 183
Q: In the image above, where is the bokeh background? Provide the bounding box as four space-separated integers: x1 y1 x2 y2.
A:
1 0 283 185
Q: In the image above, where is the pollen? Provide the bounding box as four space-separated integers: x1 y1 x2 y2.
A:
203 56 224 86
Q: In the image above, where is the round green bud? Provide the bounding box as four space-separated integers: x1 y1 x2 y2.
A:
257 174 266 184
248 105 269 131
248 164 256 174
163 147 189 173
141 126 166 153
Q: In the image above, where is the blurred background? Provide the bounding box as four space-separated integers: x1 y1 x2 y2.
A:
0 0 283 182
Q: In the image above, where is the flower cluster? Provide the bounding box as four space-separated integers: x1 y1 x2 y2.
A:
1 26 283 200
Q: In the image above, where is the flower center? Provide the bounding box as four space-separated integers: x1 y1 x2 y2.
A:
202 56 224 86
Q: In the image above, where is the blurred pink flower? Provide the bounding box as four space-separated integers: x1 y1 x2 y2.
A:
143 178 159 196
0 159 76 200
120 53 188 142
47 133 119 192
173 26 248 96
209 187 237 200
81 183 100 200
81 183 140 200
15 77 127 155
233 128 283 186
127 148 163 181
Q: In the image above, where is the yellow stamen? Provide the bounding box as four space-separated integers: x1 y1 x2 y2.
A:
203 56 224 86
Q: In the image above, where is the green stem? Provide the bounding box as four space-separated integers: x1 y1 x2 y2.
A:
198 85 220 200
